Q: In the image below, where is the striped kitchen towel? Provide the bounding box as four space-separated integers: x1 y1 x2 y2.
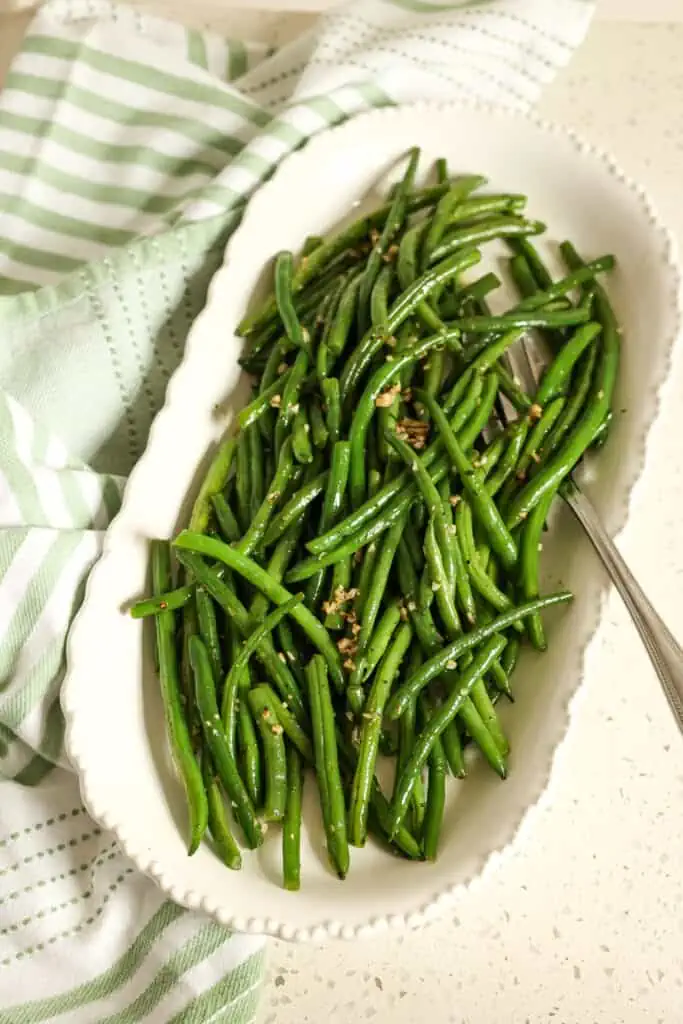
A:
0 1 594 1020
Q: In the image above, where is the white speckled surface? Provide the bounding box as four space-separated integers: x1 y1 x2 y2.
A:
1 8 682 1022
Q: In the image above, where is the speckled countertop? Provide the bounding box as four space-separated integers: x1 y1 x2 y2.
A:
1 8 682 1023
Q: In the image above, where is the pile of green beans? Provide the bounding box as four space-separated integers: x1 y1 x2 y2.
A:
131 149 619 886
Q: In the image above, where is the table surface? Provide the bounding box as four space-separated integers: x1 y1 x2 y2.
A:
1 6 682 1024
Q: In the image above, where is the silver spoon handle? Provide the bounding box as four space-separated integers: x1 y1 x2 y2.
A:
563 482 683 733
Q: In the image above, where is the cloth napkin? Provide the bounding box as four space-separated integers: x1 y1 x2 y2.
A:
0 1 594 1020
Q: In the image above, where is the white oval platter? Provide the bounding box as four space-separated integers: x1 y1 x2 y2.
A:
61 103 680 941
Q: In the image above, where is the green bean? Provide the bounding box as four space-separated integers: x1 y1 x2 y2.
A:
391 645 427 827
507 398 566 494
211 494 241 544
416 388 518 571
444 496 477 626
441 716 466 779
465 328 525 377
322 377 341 444
508 236 553 290
349 502 411 702
458 371 499 449
468 657 509 756
262 470 328 548
248 421 265 517
274 349 309 458
190 635 264 849
238 371 292 430
249 683 313 763
519 488 556 650
202 753 242 870
223 620 241 759
424 516 461 638
348 622 413 846
275 618 306 688
451 193 525 223
363 600 403 680
274 250 310 352
369 263 393 328
292 405 314 464
430 217 544 264
420 699 447 861
175 549 306 719
453 307 590 335
283 744 303 890
234 428 251 533
488 656 513 700
131 582 195 618
472 599 514 700
365 791 423 860
236 437 294 556
237 665 262 808
289 375 498 583
308 372 483 556
286 491 409 582
249 683 288 823
475 433 507 480
188 437 237 534
340 247 480 407
456 499 521 625
248 521 303 622
485 419 530 498
358 147 419 333
349 329 461 507
505 270 619 530
306 655 349 878
542 343 598 459
534 323 602 406
403 516 425 574
509 252 539 300
501 636 520 678
386 591 573 719
388 634 508 835
302 234 323 257
151 542 207 855
457 693 508 779
195 587 223 688
517 256 616 313
309 398 329 449
220 595 303 729
175 532 346 693
328 275 361 357
324 555 353 630
306 441 351 610
397 539 444 655
396 223 422 292
422 175 486 268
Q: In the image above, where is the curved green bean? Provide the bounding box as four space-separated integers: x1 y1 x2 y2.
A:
388 634 508 836
348 622 413 847
416 388 518 571
283 744 303 890
236 437 294 556
190 635 264 849
386 591 573 719
306 655 349 878
262 470 328 548
274 250 310 352
175 532 345 693
151 542 207 855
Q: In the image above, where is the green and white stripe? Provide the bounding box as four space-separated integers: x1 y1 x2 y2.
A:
0 0 593 1018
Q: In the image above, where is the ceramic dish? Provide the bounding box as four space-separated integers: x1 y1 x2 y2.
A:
61 103 680 941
